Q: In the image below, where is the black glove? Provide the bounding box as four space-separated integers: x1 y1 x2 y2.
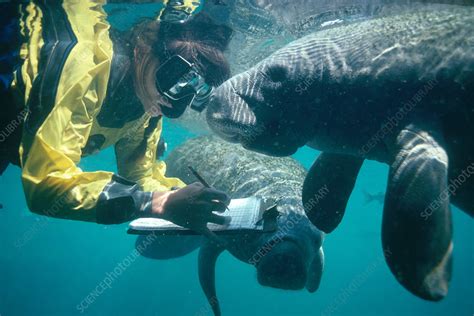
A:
157 182 231 244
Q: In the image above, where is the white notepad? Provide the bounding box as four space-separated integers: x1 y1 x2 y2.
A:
128 197 265 235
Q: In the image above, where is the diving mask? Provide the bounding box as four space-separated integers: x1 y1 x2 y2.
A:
156 55 213 118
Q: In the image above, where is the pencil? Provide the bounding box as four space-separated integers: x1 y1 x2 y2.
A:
188 166 230 211
188 166 211 188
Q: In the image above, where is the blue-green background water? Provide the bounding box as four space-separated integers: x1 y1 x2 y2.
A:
1 120 473 315
1 2 473 315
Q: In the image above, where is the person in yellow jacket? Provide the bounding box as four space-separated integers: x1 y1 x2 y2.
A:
0 1 233 238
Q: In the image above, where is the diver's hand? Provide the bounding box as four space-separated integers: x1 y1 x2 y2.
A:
151 183 231 243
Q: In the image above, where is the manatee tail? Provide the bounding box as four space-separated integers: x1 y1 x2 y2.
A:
198 241 225 316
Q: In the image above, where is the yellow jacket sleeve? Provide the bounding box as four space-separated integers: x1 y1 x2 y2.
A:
19 1 116 222
115 117 186 192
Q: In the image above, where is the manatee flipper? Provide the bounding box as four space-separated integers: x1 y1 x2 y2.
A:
306 248 324 293
198 241 225 316
383 125 452 301
303 152 364 233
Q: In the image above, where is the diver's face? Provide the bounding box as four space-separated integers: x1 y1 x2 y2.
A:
206 71 311 157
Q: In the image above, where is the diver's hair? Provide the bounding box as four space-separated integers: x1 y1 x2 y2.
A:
156 14 233 86
131 14 233 113
132 22 161 113
128 14 233 163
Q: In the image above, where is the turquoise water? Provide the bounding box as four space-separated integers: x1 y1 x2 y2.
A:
1 120 473 315
1 2 473 316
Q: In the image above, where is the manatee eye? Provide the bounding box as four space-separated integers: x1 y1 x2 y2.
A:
266 64 288 83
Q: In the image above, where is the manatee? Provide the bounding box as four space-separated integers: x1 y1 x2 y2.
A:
135 235 202 260
203 0 387 75
164 135 325 316
206 5 474 302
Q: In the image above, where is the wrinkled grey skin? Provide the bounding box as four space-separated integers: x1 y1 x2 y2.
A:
165 135 324 316
204 0 387 74
203 0 472 75
179 0 430 131
206 5 474 302
135 235 202 260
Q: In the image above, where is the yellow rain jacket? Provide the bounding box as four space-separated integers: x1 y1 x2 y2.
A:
11 1 199 224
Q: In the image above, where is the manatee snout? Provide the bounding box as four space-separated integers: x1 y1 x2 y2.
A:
257 239 308 290
207 77 258 144
207 74 310 157
254 216 325 292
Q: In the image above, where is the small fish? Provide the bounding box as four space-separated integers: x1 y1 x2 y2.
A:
363 190 385 205
0 203 3 209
